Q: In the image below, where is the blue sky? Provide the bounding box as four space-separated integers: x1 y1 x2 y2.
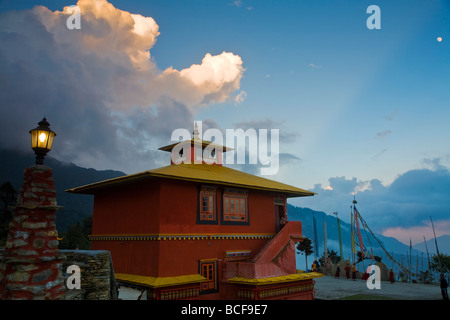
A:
0 0 449 245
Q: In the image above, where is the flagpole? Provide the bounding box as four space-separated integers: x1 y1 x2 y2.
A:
312 212 318 261
423 235 431 282
323 217 328 267
406 250 409 282
416 255 418 282
350 206 356 264
409 238 412 283
353 198 365 272
430 216 442 274
333 212 343 261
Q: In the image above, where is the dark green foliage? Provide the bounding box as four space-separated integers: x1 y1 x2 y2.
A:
296 237 313 269
0 181 17 246
58 216 92 250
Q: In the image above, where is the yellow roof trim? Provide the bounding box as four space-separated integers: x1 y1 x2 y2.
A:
226 272 323 285
89 232 275 237
66 163 315 198
115 273 207 288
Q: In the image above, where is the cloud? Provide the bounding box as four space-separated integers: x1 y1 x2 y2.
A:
233 119 299 144
229 0 252 10
384 110 397 122
0 0 245 173
372 148 387 160
376 130 391 139
421 156 450 171
230 0 244 8
211 119 301 176
178 52 245 106
382 220 450 245
308 63 322 69
290 162 450 240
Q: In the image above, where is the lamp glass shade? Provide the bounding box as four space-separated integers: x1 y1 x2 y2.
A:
29 118 56 152
30 129 55 150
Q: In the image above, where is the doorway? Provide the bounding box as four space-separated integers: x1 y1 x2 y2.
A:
274 199 286 232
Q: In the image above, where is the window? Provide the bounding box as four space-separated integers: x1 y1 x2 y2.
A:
199 259 218 294
198 186 217 224
222 188 248 225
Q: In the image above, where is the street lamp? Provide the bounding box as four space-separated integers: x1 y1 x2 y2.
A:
29 117 56 165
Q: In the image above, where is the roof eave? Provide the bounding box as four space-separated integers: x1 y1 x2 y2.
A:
66 171 315 198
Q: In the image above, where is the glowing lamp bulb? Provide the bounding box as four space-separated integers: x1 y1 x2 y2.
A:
39 132 47 143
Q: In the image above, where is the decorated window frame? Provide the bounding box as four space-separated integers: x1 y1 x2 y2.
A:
198 259 219 294
197 186 217 224
221 188 249 225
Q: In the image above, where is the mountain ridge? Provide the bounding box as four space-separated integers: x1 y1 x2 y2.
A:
286 204 449 262
0 148 125 232
1 148 447 258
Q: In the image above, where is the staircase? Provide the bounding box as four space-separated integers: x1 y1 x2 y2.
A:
226 221 303 279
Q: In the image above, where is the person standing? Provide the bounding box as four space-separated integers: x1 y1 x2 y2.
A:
352 264 357 281
389 269 395 284
335 266 341 279
344 264 351 280
440 273 448 300
312 259 320 272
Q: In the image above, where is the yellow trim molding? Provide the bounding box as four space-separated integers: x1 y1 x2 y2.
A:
115 273 207 288
88 233 275 241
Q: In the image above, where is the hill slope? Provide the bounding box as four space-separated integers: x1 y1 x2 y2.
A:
286 204 447 271
2 148 447 258
0 149 125 232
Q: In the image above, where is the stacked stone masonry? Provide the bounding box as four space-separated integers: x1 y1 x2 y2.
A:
61 250 118 300
0 165 118 300
0 165 65 300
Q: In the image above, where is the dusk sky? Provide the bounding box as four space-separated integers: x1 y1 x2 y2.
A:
0 0 449 246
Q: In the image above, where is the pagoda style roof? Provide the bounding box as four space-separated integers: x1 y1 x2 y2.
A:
66 163 315 198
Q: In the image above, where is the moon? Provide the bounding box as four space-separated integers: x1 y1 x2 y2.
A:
437 37 443 42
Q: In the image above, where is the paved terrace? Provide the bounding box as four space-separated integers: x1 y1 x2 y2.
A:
117 274 445 300
314 275 443 300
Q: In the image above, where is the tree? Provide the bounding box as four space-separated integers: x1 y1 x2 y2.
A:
58 216 92 250
0 182 17 246
319 249 340 267
296 237 313 270
356 251 382 264
430 253 450 274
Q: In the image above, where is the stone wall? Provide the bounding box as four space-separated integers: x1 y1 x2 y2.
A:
0 165 65 299
61 250 118 300
0 165 118 300
1 248 119 300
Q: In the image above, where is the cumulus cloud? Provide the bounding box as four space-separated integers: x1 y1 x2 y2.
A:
290 163 450 242
0 0 245 172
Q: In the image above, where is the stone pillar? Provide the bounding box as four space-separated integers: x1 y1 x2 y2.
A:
0 165 65 300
